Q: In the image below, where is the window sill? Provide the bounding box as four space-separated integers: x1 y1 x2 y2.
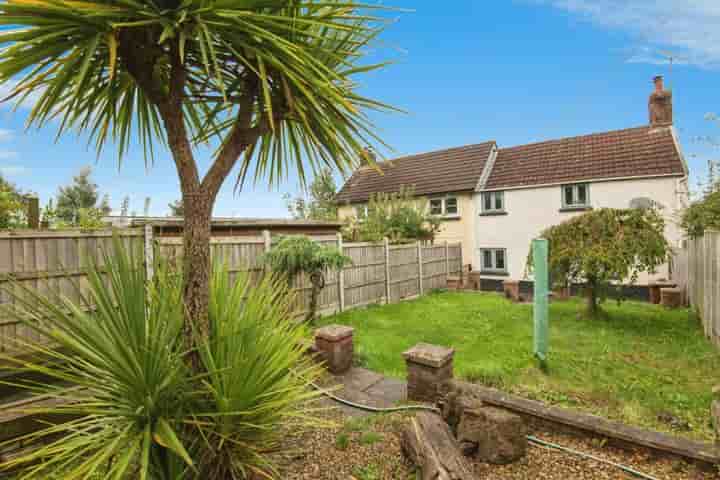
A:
479 270 510 277
479 211 508 217
441 215 461 221
559 206 592 213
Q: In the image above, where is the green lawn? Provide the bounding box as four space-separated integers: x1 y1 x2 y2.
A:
319 291 720 441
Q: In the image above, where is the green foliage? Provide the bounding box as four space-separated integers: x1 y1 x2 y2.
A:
56 167 108 225
168 199 184 217
0 0 396 181
0 239 323 479
264 235 351 322
342 187 442 244
529 208 669 315
264 235 351 280
681 189 720 238
284 168 339 221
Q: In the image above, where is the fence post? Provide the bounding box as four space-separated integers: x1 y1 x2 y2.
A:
384 237 391 304
262 229 271 252
144 224 154 282
445 241 450 276
337 232 345 312
417 241 424 296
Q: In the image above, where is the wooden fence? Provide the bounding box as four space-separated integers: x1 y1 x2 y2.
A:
0 228 463 355
684 232 720 347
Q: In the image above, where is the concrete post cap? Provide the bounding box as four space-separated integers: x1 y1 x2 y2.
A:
403 343 455 368
315 324 354 342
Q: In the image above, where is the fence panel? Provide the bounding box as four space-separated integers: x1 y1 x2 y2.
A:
0 230 145 354
389 245 420 302
343 243 386 309
681 231 720 347
0 229 463 356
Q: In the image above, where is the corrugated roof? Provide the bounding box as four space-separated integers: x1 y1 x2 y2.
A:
335 142 496 204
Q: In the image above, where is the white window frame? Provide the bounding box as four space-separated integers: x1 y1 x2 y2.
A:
481 191 505 213
429 198 444 216
429 195 460 218
479 248 507 273
561 183 590 209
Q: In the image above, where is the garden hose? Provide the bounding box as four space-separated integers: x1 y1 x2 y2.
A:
309 380 441 414
527 435 660 480
310 382 660 480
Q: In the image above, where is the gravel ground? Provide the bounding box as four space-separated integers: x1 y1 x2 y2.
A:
273 409 719 480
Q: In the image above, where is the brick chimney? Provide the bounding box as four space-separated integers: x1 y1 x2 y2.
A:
649 75 673 126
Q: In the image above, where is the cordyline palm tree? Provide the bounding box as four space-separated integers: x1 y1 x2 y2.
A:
0 0 395 360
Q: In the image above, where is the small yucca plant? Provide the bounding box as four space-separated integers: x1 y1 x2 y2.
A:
0 239 323 479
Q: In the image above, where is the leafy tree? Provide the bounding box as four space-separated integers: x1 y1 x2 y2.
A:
284 168 338 220
530 208 669 316
56 167 106 224
681 189 720 238
0 175 25 229
342 187 442 243
168 199 184 217
263 235 351 323
0 0 395 355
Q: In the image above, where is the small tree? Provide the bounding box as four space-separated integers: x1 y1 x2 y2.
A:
284 168 339 221
263 236 351 323
681 189 720 238
0 175 25 228
342 187 441 243
168 199 184 217
56 167 107 225
530 208 669 316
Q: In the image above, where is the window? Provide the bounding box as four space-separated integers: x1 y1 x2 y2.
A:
481 191 505 213
429 196 460 217
562 183 590 208
429 198 444 215
480 248 507 273
354 204 368 218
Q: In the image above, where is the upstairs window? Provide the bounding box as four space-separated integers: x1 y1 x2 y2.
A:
480 248 507 273
429 196 460 218
562 183 589 208
481 191 505 213
429 198 444 215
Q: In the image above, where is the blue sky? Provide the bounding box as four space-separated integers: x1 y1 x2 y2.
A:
1 0 718 216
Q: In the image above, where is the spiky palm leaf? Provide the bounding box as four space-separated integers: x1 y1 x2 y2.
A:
0 0 397 183
0 241 324 479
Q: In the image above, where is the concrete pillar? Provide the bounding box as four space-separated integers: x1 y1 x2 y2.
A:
403 343 455 403
314 325 354 374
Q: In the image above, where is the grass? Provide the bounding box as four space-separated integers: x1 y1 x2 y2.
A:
319 291 720 441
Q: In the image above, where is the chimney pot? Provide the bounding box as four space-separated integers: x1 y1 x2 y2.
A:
649 75 672 127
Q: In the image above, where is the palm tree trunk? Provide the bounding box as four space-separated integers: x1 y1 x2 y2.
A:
182 194 213 364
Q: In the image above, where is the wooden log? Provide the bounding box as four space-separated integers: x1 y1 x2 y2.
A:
401 411 474 480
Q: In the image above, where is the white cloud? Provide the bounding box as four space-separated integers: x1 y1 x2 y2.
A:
0 165 27 176
535 1 720 68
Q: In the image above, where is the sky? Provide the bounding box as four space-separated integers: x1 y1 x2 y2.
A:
1 0 718 217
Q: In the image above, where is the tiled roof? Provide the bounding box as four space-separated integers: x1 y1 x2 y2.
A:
335 142 496 204
484 125 685 190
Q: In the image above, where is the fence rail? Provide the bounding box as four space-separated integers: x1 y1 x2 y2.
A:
684 232 720 347
0 229 462 355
